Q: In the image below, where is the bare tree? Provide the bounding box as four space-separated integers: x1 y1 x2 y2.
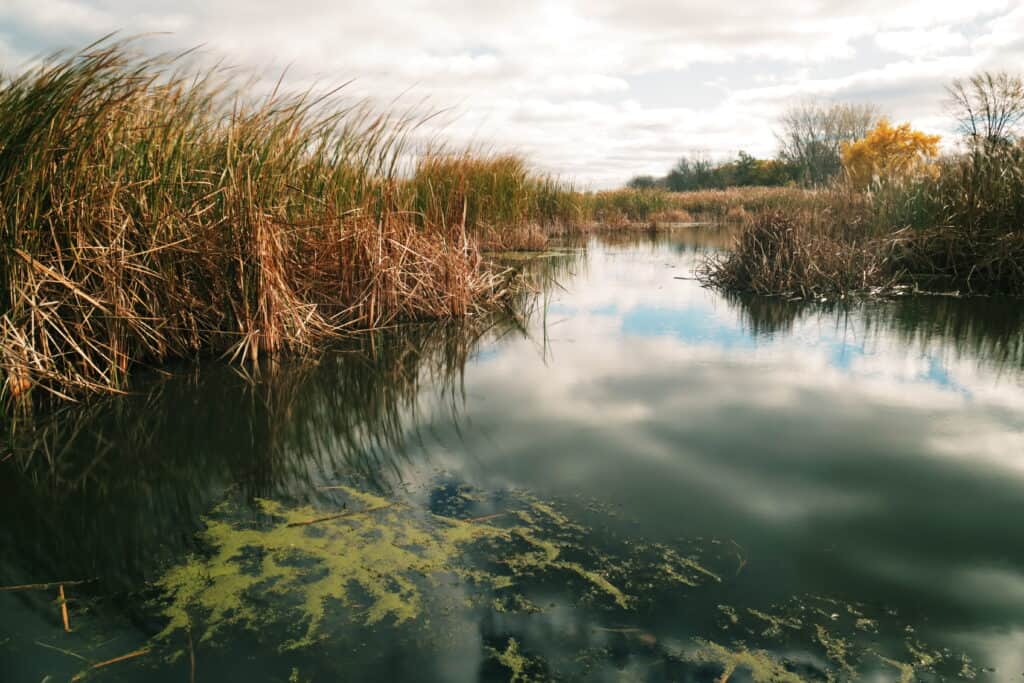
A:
776 100 881 185
947 71 1024 149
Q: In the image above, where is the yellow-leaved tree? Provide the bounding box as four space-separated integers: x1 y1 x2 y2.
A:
840 120 941 189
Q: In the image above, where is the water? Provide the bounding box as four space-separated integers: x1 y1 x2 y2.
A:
3 229 1024 681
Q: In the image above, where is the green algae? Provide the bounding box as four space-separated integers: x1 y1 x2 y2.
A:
701 595 981 682
655 543 722 588
814 624 856 680
871 652 916 683
718 604 740 626
690 639 804 683
155 488 511 649
146 487 980 680
504 526 632 610
853 617 878 633
501 498 640 610
488 637 540 682
152 487 724 655
747 608 802 638
906 639 942 669
492 593 541 614
959 653 978 679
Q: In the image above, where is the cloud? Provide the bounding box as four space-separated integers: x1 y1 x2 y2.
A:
875 27 968 56
0 0 1020 187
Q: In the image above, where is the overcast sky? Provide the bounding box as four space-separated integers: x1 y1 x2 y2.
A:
2 1 1022 187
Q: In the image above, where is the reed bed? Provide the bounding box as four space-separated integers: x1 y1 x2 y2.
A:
0 41 554 405
700 209 897 299
410 154 582 250
703 145 1024 299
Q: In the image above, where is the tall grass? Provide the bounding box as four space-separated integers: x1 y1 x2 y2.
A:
0 41 524 404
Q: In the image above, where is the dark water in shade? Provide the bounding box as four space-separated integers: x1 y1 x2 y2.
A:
3 229 1024 682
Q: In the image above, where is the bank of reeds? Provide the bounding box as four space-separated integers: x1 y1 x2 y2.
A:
0 41 573 405
411 154 581 250
704 144 1024 299
578 186 817 227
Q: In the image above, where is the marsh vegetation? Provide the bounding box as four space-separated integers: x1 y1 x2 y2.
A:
702 72 1024 299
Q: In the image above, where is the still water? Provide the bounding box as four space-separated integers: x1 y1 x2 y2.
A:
3 230 1024 682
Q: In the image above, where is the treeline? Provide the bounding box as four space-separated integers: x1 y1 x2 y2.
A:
628 151 798 191
629 101 883 190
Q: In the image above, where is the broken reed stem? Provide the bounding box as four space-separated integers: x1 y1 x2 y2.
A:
34 640 89 662
285 503 395 527
71 648 151 682
467 512 507 523
0 578 95 592
187 624 196 683
59 584 70 633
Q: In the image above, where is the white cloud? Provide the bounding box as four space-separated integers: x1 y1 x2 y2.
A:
0 0 1020 187
875 27 968 56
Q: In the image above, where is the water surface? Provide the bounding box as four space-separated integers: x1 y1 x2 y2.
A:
3 230 1024 681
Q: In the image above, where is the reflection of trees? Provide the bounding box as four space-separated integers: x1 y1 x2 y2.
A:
0 314 530 594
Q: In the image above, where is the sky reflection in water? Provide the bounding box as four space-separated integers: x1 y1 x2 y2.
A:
2 230 1024 681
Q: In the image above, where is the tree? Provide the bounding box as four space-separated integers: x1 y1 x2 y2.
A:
627 175 659 189
665 153 716 191
637 151 797 191
776 100 881 185
840 120 941 189
946 71 1024 149
732 151 760 186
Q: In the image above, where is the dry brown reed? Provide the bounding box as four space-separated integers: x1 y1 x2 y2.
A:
0 41 525 405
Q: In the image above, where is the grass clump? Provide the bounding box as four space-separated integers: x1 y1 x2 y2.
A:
0 40 534 404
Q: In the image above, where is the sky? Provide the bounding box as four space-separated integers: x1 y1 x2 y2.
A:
1 1 1022 188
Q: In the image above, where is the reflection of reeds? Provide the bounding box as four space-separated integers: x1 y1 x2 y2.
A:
726 288 1024 376
724 292 807 336
860 297 1024 374
0 312 532 593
